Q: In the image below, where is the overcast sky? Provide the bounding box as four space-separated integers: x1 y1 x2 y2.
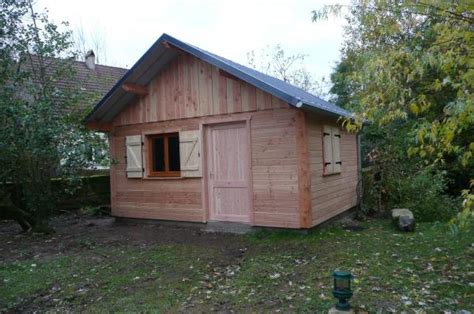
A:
35 0 348 85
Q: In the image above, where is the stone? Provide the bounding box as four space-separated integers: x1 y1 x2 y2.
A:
328 307 354 314
398 215 415 231
391 208 415 232
391 208 414 220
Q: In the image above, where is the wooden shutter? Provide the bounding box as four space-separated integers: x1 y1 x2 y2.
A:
323 125 334 174
125 135 143 178
179 130 201 177
332 127 342 173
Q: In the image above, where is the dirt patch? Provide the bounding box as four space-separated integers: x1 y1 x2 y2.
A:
0 212 245 265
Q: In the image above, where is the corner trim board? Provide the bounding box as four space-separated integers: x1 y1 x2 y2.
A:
296 111 312 228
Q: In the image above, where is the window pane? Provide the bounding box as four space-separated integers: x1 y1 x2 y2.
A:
152 137 165 172
168 134 180 171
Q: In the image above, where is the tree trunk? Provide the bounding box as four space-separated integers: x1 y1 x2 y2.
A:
0 193 54 233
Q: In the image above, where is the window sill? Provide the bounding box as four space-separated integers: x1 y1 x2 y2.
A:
142 176 185 180
323 172 342 177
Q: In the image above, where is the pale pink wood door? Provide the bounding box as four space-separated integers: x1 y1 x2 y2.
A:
206 122 250 223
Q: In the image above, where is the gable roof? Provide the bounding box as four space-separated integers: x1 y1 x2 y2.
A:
70 61 128 103
85 33 351 123
20 55 128 111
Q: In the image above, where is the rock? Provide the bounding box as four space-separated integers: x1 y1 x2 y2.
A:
392 208 414 220
391 208 415 232
328 307 354 314
398 215 415 231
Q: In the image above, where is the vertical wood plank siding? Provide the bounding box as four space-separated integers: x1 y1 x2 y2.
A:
306 114 359 226
110 53 300 227
114 53 288 127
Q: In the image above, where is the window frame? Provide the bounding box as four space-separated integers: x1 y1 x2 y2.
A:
146 133 181 177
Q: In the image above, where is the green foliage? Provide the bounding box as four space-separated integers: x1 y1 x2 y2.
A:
361 158 458 222
314 1 474 225
0 1 108 232
54 175 110 210
450 181 474 232
329 56 358 110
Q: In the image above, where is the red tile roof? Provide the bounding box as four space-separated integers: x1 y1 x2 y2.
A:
18 55 128 111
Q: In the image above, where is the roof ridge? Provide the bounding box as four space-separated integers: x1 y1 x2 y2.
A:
24 53 129 71
87 62 128 71
71 59 128 71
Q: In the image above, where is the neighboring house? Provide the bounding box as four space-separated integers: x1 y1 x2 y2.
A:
18 52 128 170
85 34 360 229
19 51 128 112
70 51 128 110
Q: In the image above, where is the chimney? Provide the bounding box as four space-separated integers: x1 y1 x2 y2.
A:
85 50 95 70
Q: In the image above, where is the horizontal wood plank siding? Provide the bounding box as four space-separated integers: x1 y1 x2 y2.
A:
111 119 203 222
114 53 290 127
307 114 359 227
251 109 300 228
111 105 300 226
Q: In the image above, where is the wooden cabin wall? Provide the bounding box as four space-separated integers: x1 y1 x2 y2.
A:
110 106 300 227
306 114 359 226
110 118 204 222
113 53 289 127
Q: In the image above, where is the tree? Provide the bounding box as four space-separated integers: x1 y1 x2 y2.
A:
73 23 108 64
313 1 473 227
247 45 329 98
328 53 358 111
0 0 107 232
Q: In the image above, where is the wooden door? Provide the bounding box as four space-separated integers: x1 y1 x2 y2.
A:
206 122 250 223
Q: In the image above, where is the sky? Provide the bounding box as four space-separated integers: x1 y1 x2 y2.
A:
35 0 349 86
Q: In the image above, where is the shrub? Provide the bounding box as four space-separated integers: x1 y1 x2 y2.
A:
54 175 110 210
386 170 460 222
363 167 460 222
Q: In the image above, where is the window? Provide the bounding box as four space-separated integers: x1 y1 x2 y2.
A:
125 130 201 179
323 125 342 175
147 133 181 177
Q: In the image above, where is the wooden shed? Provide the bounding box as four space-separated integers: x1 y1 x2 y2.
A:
85 34 360 229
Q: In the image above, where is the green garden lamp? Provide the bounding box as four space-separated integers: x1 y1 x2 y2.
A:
332 270 353 311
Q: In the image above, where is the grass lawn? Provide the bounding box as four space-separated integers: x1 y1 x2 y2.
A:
0 214 473 312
